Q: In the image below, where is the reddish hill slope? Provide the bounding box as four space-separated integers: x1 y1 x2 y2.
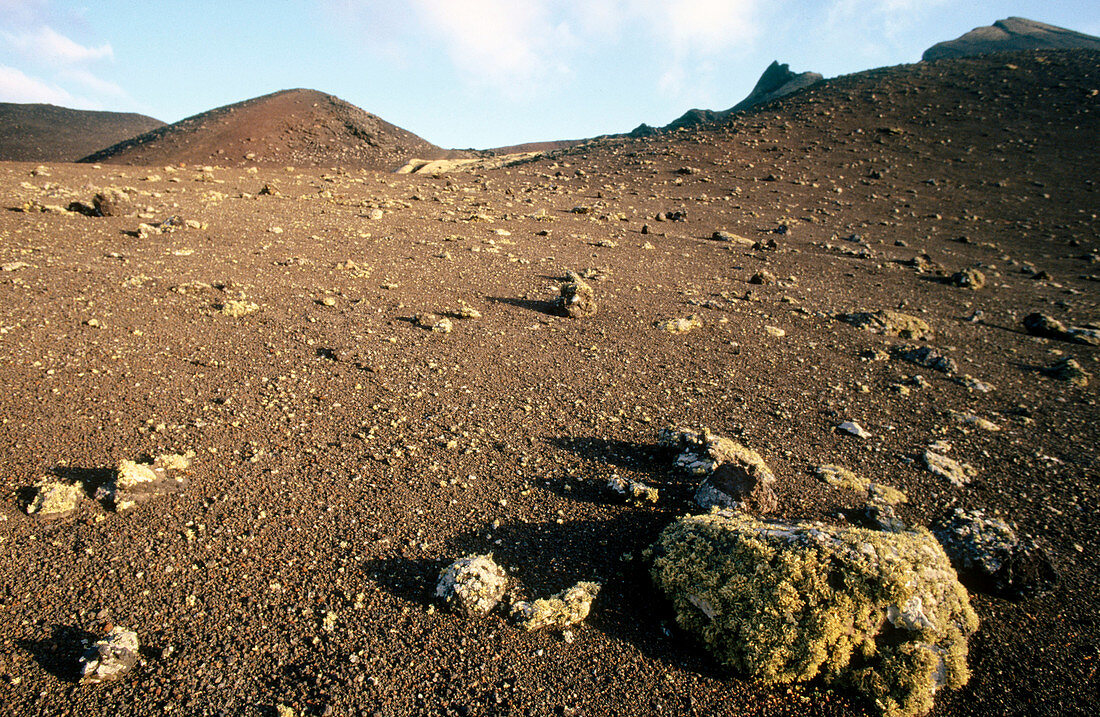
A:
80 88 456 169
0 103 164 162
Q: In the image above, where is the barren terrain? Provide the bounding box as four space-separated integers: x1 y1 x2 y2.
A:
0 50 1097 716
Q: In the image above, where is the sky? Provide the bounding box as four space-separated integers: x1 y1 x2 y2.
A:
1 1 1098 149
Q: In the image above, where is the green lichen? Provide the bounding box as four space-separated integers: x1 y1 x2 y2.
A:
650 512 978 717
511 581 600 631
816 464 870 492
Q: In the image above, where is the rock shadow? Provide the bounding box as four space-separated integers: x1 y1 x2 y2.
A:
486 296 560 317
17 624 98 682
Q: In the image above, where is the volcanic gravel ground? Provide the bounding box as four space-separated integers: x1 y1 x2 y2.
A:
0 50 1097 716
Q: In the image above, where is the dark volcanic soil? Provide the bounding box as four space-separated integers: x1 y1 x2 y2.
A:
0 50 1097 717
0 103 164 163
80 89 459 171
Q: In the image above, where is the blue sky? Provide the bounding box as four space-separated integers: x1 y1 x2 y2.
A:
1 1 1097 149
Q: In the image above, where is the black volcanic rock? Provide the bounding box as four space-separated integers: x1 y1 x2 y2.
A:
665 61 822 131
923 17 1100 61
0 103 164 162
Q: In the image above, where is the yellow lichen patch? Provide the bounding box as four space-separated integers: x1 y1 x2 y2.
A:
219 300 259 317
869 483 908 506
651 512 977 717
511 582 600 631
115 460 158 490
816 464 870 492
155 453 193 471
26 479 84 517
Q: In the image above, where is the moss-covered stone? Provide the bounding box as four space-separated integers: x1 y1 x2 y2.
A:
511 581 600 631
837 311 934 340
558 271 597 318
26 479 83 517
650 512 978 717
660 427 778 514
816 464 870 492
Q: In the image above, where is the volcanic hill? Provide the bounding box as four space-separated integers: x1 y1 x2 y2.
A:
0 103 164 162
924 16 1100 60
80 88 456 170
0 48 1098 717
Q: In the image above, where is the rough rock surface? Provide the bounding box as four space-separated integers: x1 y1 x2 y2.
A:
923 450 974 487
25 479 83 517
607 475 658 504
947 268 986 289
435 554 508 617
557 272 597 318
1042 357 1090 386
1022 313 1100 346
838 311 934 340
661 428 778 514
933 509 1057 599
95 455 190 511
816 464 869 492
651 512 978 717
893 345 958 374
79 627 140 683
511 581 600 631
657 315 703 334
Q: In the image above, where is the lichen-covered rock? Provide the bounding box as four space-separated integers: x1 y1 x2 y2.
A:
511 581 600 631
93 189 131 217
1022 313 1100 346
838 311 934 341
660 427 778 514
96 456 190 511
923 451 974 487
893 345 958 374
933 509 1057 600
435 554 508 617
558 272 597 318
26 479 84 517
607 475 658 504
657 315 703 334
651 512 978 717
947 269 985 289
1041 357 1090 386
816 465 869 492
218 300 259 317
80 627 140 683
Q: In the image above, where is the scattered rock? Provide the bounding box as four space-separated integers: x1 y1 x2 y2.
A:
953 375 995 392
218 300 259 317
1041 357 1090 386
93 189 131 217
1022 313 1100 346
651 512 978 717
712 230 753 245
949 412 1001 432
838 421 872 439
607 475 658 504
511 582 600 631
80 627 140 683
26 478 84 517
893 345 958 374
660 427 778 514
436 554 508 617
947 269 986 289
749 270 776 285
96 455 191 511
838 311 934 340
933 509 1057 600
816 464 869 492
657 316 703 334
557 272 597 318
923 450 975 487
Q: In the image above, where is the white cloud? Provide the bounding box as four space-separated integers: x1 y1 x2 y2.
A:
328 0 761 94
4 25 114 65
0 64 81 105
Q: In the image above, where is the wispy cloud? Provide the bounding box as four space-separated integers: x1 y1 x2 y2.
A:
0 64 83 105
4 25 113 65
325 0 761 95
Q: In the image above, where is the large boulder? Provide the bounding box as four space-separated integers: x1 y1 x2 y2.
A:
651 512 978 717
